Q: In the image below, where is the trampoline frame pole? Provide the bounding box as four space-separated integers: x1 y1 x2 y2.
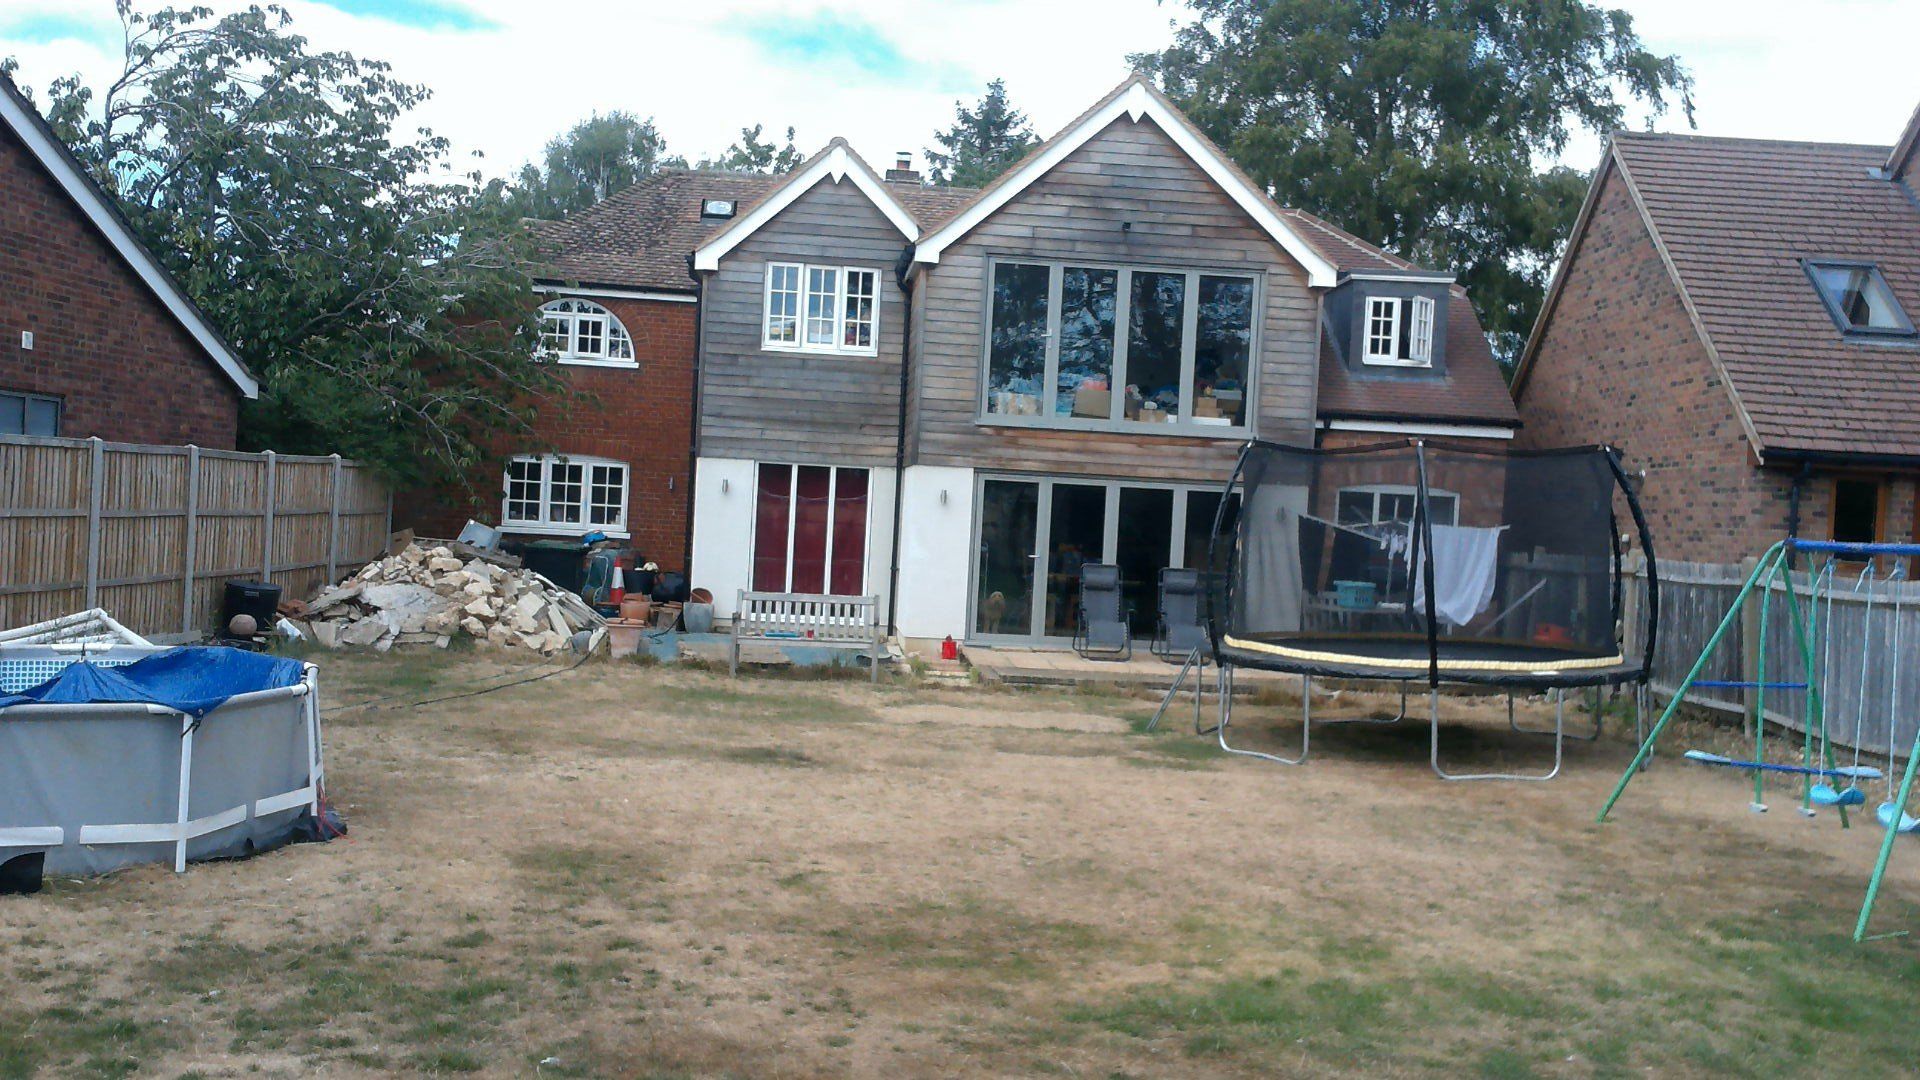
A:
1432 686 1564 782
1321 681 1409 726
1510 687 1603 741
1217 667 1309 765
1598 541 1788 821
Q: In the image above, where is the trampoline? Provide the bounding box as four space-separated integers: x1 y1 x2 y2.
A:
1199 438 1658 780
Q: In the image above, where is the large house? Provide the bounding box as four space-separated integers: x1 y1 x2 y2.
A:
0 75 255 446
1513 102 1920 563
495 77 1517 646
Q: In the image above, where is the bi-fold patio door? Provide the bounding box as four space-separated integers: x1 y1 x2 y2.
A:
970 475 1240 644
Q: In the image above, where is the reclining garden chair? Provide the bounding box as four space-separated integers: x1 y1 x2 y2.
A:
1152 568 1211 663
1073 563 1132 661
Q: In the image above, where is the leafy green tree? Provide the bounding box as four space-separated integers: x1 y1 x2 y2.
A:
1135 0 1695 364
514 110 673 219
700 124 806 174
925 79 1038 188
12 2 558 485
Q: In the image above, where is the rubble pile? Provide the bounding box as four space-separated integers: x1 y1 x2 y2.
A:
299 543 604 655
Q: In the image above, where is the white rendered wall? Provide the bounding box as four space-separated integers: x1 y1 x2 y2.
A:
863 466 898 622
894 465 976 640
688 456 756 619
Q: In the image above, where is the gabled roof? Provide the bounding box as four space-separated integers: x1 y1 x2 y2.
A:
1887 99 1920 183
1517 127 1920 461
535 168 972 293
692 141 922 271
911 76 1340 287
0 75 257 398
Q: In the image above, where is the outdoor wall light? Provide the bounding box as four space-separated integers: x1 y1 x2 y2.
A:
940 489 948 505
721 478 730 494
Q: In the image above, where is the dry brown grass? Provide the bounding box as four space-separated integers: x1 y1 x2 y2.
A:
5 651 1920 1078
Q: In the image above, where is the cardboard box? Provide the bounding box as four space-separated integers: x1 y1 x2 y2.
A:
1071 388 1111 418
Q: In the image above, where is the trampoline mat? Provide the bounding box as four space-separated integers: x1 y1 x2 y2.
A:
1219 632 1642 688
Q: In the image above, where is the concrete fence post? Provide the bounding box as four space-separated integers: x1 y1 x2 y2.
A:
326 454 343 584
182 445 200 636
84 436 104 610
261 450 277 583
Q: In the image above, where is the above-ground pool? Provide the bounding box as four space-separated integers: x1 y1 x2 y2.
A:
0 643 331 881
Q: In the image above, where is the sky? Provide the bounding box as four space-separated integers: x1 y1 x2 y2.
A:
1 0 1917 184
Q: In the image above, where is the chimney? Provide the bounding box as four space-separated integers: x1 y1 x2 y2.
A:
885 151 921 184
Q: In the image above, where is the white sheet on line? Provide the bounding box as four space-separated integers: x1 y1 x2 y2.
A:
1411 524 1507 628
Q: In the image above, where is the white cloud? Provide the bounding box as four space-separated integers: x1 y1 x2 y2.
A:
2 0 1916 185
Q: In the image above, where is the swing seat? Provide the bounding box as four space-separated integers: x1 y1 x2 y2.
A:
1876 803 1920 834
1810 783 1866 807
1682 750 1884 779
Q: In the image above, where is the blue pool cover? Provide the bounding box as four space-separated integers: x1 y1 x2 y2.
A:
0 647 305 717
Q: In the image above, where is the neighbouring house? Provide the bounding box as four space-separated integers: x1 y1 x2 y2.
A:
678 76 1517 648
0 75 256 446
1513 102 1920 563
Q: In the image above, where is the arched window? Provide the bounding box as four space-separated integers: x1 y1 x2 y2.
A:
538 298 636 366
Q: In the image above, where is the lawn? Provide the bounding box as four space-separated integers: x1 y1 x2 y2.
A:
4 651 1920 1078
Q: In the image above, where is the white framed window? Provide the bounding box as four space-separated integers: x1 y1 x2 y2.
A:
1363 294 1437 367
763 262 880 355
1364 297 1401 363
765 263 801 345
1408 296 1435 365
538 298 636 368
1335 485 1458 528
502 454 630 537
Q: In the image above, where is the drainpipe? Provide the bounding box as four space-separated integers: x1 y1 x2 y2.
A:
682 254 704 578
885 245 916 638
1786 460 1812 543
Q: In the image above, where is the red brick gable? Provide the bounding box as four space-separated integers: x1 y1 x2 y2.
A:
0 120 241 447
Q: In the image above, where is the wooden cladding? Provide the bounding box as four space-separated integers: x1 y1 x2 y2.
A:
0 435 389 640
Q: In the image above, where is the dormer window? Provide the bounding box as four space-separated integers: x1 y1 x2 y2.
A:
1805 261 1915 338
538 298 636 368
1363 295 1436 367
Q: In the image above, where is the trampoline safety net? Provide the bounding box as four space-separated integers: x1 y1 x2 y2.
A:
1208 439 1656 687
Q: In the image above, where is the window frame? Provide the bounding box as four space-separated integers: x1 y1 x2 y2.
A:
1362 294 1437 368
1802 260 1917 339
761 261 882 357
0 390 62 437
500 453 630 538
748 462 872 595
977 258 1262 437
538 298 639 368
1335 484 1460 528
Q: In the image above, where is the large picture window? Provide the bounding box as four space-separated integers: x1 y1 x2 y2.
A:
764 263 880 355
538 298 636 367
752 463 870 595
502 454 629 536
984 261 1255 430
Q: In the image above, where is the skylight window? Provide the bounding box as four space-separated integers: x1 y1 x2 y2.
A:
1805 262 1915 337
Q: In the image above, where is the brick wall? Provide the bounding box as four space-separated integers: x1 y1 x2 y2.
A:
0 122 241 447
397 295 698 572
1515 165 1920 562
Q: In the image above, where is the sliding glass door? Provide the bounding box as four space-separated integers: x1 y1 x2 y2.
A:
970 475 1241 644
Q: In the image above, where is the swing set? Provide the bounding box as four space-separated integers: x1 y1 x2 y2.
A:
1598 538 1920 941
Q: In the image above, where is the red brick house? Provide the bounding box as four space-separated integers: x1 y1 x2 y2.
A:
1513 103 1920 562
0 75 256 446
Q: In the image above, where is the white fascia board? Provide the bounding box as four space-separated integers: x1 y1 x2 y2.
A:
1319 418 1516 440
533 283 696 304
912 82 1339 288
1341 272 1455 285
0 88 259 399
692 145 919 271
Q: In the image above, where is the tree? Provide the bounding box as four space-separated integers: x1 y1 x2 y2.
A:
699 124 805 174
13 3 559 485
1135 0 1694 364
513 110 673 220
925 79 1038 188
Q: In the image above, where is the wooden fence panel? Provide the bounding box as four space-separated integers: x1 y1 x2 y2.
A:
1624 556 1920 760
0 435 389 642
